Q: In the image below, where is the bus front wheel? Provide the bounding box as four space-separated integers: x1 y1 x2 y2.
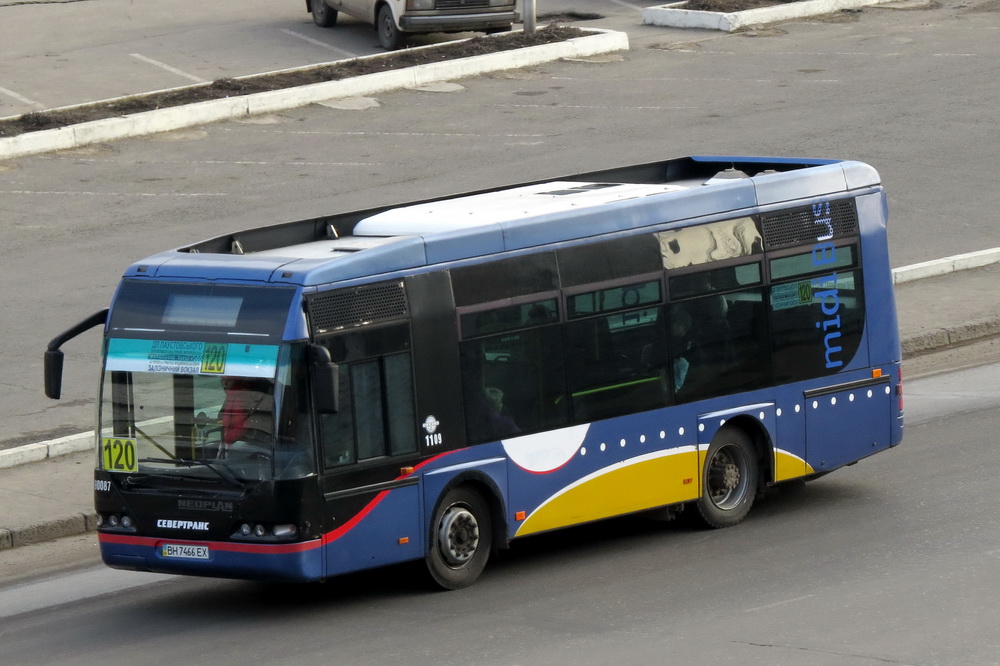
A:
426 487 492 589
696 427 758 528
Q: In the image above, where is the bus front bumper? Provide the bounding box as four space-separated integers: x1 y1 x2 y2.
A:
99 532 325 582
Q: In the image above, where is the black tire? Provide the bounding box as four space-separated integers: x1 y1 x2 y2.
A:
310 0 338 28
426 487 492 589
376 4 405 50
695 427 758 528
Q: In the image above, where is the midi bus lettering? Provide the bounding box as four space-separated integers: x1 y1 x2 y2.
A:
811 202 843 369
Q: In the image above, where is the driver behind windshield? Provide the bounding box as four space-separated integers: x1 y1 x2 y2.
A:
219 377 274 457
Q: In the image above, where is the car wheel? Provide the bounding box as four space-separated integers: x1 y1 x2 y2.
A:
311 0 338 28
377 4 405 50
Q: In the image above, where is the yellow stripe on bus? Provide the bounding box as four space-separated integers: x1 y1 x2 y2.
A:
773 448 815 482
516 448 701 537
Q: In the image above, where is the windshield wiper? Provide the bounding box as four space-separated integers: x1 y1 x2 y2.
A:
123 472 224 489
140 457 248 490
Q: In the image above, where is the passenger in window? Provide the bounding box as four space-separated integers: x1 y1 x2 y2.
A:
484 388 521 437
670 309 695 392
468 387 521 442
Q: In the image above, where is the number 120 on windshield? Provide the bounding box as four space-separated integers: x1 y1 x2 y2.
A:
102 437 138 472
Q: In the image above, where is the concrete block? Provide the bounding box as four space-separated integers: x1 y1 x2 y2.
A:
10 515 88 548
46 432 94 458
643 0 899 31
0 528 12 551
83 512 101 531
893 259 955 284
901 329 950 356
0 443 48 470
949 318 1000 345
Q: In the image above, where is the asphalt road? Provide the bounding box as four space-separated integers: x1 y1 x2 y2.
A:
1 362 998 665
2 4 999 436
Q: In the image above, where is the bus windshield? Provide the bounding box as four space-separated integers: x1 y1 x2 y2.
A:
98 342 315 483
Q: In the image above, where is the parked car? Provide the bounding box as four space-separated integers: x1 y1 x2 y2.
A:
307 0 519 50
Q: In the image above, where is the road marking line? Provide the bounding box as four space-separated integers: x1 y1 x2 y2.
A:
671 50 904 56
608 0 646 10
56 157 379 166
280 28 358 58
744 594 814 612
0 190 227 197
222 128 550 137
130 53 208 83
0 85 43 108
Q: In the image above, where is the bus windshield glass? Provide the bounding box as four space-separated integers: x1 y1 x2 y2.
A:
98 281 314 483
99 342 315 482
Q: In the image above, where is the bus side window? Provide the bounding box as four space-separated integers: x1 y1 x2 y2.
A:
667 264 769 402
460 326 568 443
565 307 668 422
669 288 769 402
769 268 865 383
320 351 417 467
320 369 355 468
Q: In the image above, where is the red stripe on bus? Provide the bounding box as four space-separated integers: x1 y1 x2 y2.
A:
98 532 321 555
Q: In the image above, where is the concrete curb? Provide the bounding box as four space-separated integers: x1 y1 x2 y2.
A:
0 512 99 551
892 247 1000 284
0 432 92 470
642 0 899 31
0 28 629 162
0 431 94 469
901 317 1000 357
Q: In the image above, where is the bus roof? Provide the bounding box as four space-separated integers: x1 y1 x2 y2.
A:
122 156 880 288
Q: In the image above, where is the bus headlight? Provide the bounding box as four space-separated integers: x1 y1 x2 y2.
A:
272 524 298 539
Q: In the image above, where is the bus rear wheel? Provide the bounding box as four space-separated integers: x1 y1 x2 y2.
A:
695 427 757 528
426 487 492 589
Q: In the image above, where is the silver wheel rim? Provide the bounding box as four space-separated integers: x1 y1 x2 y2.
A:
438 504 480 567
706 444 750 510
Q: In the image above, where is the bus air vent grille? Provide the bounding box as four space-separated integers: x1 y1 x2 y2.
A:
308 282 407 334
760 199 858 250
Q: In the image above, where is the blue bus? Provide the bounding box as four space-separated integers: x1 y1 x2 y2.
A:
45 155 903 588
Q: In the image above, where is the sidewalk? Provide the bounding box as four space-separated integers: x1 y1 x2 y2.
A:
2 265 998 551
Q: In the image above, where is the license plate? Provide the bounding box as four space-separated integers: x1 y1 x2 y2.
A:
161 543 210 560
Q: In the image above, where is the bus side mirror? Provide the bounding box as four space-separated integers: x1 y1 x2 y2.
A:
44 309 109 401
44 349 65 400
310 345 340 414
